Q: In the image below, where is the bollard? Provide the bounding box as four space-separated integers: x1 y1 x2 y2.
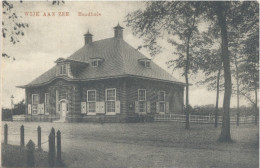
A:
37 126 41 149
51 127 55 137
20 125 24 147
4 124 8 144
26 140 35 167
48 132 55 167
56 130 61 164
51 127 56 152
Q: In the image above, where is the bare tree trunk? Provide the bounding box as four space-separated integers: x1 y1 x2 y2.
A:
216 2 232 142
184 12 197 130
234 55 240 126
215 67 221 128
185 39 190 130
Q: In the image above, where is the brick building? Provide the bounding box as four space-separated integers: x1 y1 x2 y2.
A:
18 24 185 122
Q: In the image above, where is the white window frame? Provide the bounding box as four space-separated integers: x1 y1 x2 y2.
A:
159 91 166 113
106 88 116 115
87 90 96 115
138 89 146 113
91 60 99 67
59 64 66 75
145 61 151 68
44 93 50 114
32 94 39 115
138 89 146 101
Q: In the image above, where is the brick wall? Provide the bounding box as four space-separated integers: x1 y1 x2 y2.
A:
26 79 77 116
25 77 184 119
125 77 184 114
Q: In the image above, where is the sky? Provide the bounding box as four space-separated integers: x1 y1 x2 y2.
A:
1 1 251 108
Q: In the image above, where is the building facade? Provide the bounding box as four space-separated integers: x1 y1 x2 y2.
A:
19 24 185 122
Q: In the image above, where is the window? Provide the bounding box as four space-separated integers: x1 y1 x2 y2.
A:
138 89 146 101
138 89 146 112
59 90 67 100
159 91 165 101
91 60 98 67
45 93 50 114
106 88 116 113
59 64 66 75
138 58 151 68
159 91 165 112
32 94 39 114
87 90 96 113
145 61 150 68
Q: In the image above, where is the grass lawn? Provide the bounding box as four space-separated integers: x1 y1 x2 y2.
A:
1 122 259 168
1 143 50 167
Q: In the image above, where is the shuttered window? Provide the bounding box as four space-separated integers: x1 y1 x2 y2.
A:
106 88 116 113
138 89 146 101
138 89 146 113
159 91 165 112
45 93 50 114
87 90 96 113
32 94 39 114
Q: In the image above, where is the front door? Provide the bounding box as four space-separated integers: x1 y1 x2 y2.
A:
61 102 67 120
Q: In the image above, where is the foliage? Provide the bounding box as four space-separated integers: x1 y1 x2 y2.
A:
193 105 257 116
126 1 259 141
126 2 205 129
2 0 65 59
2 99 26 121
2 0 28 59
13 99 26 115
2 108 12 121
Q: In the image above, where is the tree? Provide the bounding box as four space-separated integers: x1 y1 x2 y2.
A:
2 0 65 59
126 1 202 129
239 3 259 125
197 48 223 128
239 32 259 124
199 1 258 142
126 1 258 141
2 0 29 59
228 1 259 126
211 1 232 142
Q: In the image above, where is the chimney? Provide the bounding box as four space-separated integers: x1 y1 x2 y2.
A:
113 23 124 39
84 30 93 45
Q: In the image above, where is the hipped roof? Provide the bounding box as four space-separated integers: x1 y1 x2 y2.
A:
19 37 185 88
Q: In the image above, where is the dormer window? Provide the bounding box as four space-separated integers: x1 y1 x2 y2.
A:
138 58 151 68
59 64 67 75
90 58 104 67
91 60 98 67
145 61 150 68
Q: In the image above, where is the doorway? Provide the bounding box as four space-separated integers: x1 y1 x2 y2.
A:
60 101 67 121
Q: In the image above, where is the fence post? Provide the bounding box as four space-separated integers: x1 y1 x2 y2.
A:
51 128 55 139
48 132 55 167
37 126 41 150
26 140 35 167
56 130 62 164
4 124 8 145
51 128 55 153
20 125 24 147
